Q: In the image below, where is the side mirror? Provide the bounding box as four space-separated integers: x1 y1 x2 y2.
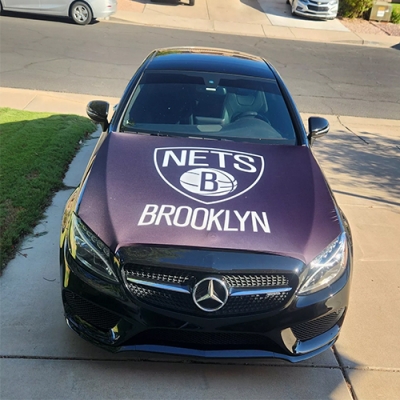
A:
87 100 110 131
308 117 329 146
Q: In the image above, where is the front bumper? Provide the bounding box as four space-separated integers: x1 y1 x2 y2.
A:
60 244 351 362
293 1 338 20
88 0 117 19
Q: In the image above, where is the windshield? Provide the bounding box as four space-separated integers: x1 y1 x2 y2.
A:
120 71 297 145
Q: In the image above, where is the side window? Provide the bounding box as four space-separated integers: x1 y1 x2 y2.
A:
264 93 295 138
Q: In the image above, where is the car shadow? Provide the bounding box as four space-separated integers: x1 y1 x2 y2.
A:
145 0 192 6
392 42 400 51
242 0 294 20
240 0 266 12
0 9 100 25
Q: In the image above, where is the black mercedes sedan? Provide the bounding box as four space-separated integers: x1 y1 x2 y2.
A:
60 47 352 362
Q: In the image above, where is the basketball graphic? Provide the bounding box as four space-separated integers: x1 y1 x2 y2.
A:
180 168 238 197
154 147 264 205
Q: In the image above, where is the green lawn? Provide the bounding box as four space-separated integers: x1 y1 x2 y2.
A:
0 108 96 269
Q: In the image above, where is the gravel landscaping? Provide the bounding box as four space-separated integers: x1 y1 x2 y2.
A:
340 17 400 36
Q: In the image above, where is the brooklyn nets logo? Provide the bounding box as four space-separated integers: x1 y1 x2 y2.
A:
154 147 264 205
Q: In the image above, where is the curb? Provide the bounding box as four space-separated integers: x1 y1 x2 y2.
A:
107 15 400 49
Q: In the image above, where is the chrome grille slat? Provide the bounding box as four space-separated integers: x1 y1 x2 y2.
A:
126 266 192 285
223 274 289 287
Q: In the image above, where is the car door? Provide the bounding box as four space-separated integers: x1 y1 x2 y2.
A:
2 0 40 12
39 0 70 15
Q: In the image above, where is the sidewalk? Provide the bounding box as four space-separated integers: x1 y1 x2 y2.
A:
109 0 400 47
0 86 399 399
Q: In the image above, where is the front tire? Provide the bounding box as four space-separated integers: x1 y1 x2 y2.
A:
189 0 195 5
70 1 92 25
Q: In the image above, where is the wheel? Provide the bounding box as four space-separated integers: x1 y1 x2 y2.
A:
70 1 92 25
189 0 195 5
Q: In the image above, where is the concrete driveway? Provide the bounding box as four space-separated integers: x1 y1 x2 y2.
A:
258 0 348 31
120 0 348 31
111 0 399 46
0 89 399 399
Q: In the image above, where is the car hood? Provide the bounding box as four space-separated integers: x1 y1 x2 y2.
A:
78 132 341 265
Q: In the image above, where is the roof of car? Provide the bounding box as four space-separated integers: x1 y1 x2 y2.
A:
146 47 276 80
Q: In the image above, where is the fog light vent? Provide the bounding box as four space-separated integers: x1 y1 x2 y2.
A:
292 308 345 341
64 291 120 331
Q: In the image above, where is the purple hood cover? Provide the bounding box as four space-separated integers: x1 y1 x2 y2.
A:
78 133 341 264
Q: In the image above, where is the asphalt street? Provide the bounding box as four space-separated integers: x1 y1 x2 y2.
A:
1 16 400 119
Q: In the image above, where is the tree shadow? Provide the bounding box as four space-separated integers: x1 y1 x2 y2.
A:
313 128 400 206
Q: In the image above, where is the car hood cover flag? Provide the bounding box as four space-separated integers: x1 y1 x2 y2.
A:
78 133 341 264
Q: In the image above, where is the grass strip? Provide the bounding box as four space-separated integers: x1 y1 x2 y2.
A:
0 108 96 269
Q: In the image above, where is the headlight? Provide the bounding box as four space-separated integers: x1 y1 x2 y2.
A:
68 213 118 282
298 232 348 295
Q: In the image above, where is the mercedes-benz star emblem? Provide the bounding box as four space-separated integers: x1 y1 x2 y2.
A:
192 277 229 312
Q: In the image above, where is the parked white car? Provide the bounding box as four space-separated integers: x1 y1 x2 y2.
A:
287 0 338 20
0 0 117 25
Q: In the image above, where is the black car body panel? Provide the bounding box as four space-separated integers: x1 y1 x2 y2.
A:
60 47 352 362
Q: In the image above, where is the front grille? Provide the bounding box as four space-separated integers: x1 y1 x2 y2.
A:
308 5 329 11
125 282 292 316
64 291 120 331
292 308 345 341
125 264 291 288
127 329 282 352
123 265 296 317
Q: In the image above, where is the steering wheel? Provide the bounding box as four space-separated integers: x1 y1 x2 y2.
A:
231 111 271 124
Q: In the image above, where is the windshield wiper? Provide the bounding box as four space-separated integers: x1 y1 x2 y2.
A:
121 126 182 137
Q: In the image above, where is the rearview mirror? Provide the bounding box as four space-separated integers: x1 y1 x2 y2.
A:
87 100 110 131
308 117 329 146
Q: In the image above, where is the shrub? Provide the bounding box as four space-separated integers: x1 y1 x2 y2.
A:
339 0 373 18
391 5 400 24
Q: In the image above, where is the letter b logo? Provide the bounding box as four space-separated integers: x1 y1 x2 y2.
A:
200 172 218 192
180 168 238 197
